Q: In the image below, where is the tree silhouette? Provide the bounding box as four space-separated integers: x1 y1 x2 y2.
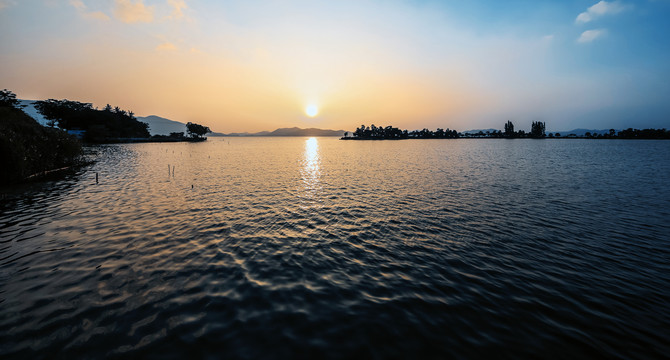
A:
33 99 93 129
186 122 211 139
531 121 546 138
1 93 82 184
346 124 459 139
33 99 148 141
0 89 23 109
342 122 670 140
169 132 185 139
504 121 515 138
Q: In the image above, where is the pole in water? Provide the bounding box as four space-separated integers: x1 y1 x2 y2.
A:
172 165 175 177
95 172 98 184
168 164 170 176
191 184 194 189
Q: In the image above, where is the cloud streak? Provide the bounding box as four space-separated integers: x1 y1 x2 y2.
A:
156 42 177 51
115 0 154 23
578 29 607 43
69 0 110 21
576 1 627 24
167 0 188 20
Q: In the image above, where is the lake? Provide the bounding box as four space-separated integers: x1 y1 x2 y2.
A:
1 137 669 358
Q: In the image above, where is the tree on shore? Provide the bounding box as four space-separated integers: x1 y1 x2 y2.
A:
344 121 670 140
618 128 670 139
0 90 82 185
186 122 211 139
531 121 546 138
0 89 24 109
348 124 458 139
34 99 94 128
33 99 149 141
504 121 515 138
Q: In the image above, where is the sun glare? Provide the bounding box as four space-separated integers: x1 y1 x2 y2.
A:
305 105 318 117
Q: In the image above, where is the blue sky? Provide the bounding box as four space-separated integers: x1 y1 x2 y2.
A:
1 0 669 132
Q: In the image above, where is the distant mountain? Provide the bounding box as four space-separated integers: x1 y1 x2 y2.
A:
138 117 346 137
135 116 226 136
224 127 346 137
16 101 338 137
136 115 188 136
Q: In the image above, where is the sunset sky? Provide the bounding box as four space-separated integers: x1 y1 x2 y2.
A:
1 0 669 132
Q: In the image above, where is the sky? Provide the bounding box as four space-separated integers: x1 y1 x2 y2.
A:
1 0 669 132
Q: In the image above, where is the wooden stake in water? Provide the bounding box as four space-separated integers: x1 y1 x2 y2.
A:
172 165 175 177
96 172 98 184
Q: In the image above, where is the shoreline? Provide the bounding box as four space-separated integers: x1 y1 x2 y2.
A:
340 137 670 140
88 137 208 144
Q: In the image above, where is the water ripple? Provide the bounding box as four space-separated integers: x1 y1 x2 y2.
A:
1 138 669 358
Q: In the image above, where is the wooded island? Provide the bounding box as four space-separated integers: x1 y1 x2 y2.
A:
342 121 670 140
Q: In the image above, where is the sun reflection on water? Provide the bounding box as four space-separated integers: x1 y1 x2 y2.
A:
301 137 321 194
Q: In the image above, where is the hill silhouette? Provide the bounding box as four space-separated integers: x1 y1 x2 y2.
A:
136 115 188 136
224 127 345 137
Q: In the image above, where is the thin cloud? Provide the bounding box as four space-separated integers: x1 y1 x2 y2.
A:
69 0 85 10
69 0 110 21
577 29 607 43
576 1 628 24
167 0 187 20
115 0 154 23
85 11 111 21
156 42 177 51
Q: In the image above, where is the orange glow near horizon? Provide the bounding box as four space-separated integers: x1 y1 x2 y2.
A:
0 2 494 133
8 43 479 133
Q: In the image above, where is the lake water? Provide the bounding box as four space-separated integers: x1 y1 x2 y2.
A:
1 137 669 358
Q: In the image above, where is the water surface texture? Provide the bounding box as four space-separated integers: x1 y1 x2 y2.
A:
2 138 669 358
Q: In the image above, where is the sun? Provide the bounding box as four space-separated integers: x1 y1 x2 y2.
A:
305 105 319 117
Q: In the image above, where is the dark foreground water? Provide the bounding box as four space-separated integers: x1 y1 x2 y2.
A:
1 138 669 359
